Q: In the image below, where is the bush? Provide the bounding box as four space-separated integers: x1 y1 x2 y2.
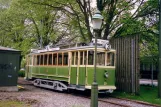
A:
18 70 25 77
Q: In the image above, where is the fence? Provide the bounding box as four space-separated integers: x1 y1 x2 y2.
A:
110 36 140 94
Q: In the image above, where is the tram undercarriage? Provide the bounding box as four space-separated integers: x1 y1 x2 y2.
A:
32 79 114 93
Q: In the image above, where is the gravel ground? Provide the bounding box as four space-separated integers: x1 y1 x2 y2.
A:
0 78 118 107
0 85 119 107
0 78 157 107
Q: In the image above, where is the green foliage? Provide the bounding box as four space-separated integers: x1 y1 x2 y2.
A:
18 70 25 77
0 0 159 62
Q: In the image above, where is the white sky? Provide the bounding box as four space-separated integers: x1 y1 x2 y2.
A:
91 0 96 8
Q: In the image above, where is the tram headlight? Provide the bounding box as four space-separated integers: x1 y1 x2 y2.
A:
104 72 109 78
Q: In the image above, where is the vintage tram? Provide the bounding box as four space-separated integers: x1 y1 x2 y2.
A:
25 41 116 93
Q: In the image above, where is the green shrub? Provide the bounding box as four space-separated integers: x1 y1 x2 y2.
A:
18 70 25 77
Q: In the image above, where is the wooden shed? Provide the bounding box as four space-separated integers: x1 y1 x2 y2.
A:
0 46 21 91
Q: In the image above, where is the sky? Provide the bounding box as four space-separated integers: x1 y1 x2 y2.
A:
91 0 96 8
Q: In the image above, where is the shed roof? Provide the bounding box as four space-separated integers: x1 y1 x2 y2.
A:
0 46 20 52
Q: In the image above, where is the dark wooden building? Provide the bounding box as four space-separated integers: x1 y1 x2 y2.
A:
0 46 21 91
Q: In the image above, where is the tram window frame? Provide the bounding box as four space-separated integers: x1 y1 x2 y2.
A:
53 53 57 66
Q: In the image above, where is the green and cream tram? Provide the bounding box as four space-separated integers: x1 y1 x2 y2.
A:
25 45 116 93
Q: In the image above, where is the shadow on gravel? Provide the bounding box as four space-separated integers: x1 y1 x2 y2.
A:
33 86 114 99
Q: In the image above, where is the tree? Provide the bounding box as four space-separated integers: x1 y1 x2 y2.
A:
0 0 158 53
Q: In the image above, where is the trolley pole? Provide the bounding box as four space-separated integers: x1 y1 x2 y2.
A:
159 0 161 98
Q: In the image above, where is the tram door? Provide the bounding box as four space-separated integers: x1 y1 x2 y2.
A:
78 51 86 86
70 51 86 86
70 52 78 85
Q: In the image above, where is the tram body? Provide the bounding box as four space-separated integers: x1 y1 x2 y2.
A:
25 46 116 93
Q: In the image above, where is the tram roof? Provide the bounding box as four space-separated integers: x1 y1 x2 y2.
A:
29 45 116 55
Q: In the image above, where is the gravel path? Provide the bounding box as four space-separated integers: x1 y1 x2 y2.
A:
0 84 117 107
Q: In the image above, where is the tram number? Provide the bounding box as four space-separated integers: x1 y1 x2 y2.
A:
53 83 57 89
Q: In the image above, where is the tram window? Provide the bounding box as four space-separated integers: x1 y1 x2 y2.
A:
80 51 87 65
88 51 94 65
29 56 33 65
80 51 83 65
84 51 87 65
97 52 105 66
58 53 62 65
33 55 37 65
71 52 78 65
40 55 43 65
26 56 28 65
63 53 68 65
53 54 57 65
37 55 40 65
44 54 48 65
107 52 115 66
72 52 74 65
48 54 52 65
75 52 78 65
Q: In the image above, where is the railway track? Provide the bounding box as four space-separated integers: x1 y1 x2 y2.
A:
69 92 158 107
98 97 159 107
79 96 158 107
97 98 129 107
112 97 161 107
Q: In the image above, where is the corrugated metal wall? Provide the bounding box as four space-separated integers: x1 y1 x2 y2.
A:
110 36 140 93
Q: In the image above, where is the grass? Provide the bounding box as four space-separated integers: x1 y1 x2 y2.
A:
0 100 30 107
112 85 161 105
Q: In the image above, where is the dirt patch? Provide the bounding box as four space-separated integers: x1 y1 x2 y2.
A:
0 92 39 106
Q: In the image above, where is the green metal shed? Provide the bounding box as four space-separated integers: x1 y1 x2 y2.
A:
0 46 21 91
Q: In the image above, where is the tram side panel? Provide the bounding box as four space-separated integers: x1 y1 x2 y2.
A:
87 67 115 86
28 66 69 83
86 67 116 91
78 67 86 85
70 67 77 85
